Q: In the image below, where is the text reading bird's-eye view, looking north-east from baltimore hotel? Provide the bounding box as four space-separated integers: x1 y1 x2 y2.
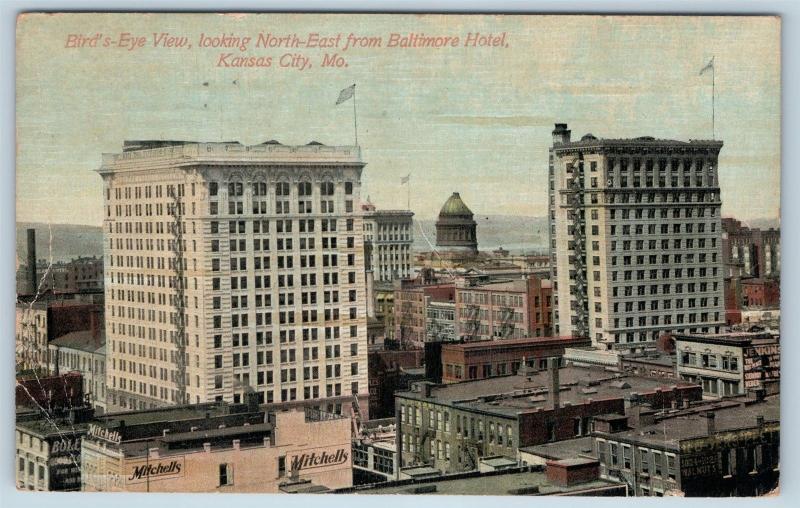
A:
15 13 780 497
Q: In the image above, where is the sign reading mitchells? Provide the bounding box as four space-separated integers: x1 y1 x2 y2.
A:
87 424 122 445
288 446 350 472
126 457 185 484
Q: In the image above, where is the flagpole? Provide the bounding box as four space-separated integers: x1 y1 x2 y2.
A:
712 61 715 140
407 175 410 210
353 85 359 146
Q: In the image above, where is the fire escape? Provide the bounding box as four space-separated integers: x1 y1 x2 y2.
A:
399 300 413 349
498 306 515 339
351 393 364 437
567 160 590 338
463 304 480 341
170 187 187 405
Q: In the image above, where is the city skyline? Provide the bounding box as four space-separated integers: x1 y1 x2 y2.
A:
16 14 780 225
14 12 782 498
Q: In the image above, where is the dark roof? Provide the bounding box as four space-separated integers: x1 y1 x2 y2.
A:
674 331 778 347
599 396 779 449
339 466 622 496
397 366 698 417
50 330 105 353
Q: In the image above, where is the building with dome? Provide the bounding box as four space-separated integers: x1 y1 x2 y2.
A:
436 192 478 256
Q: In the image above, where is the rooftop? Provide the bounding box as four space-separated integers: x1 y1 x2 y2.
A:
50 329 105 353
100 140 362 173
438 192 474 218
397 366 698 417
444 336 591 352
674 331 778 347
520 436 596 461
598 396 780 449
340 466 622 496
621 351 675 368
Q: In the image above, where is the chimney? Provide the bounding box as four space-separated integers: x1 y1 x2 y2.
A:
89 308 102 340
552 123 571 145
549 358 560 409
26 228 37 294
705 412 716 436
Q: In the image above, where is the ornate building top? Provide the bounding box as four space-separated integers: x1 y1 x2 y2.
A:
436 192 478 255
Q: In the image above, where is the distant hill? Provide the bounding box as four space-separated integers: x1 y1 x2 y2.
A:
16 222 104 264
413 215 549 254
17 217 549 262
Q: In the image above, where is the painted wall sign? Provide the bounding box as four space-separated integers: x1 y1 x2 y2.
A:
126 457 185 484
87 424 122 444
288 447 349 472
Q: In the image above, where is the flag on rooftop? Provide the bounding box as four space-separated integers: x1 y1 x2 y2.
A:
336 84 356 105
699 56 714 75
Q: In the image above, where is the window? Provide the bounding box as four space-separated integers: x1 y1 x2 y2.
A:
653 452 663 476
219 463 233 486
278 456 286 477
640 449 650 473
622 445 632 470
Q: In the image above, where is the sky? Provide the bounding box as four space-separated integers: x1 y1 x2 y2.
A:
16 14 781 225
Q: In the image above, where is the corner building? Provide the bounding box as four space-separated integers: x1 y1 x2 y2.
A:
548 124 725 351
99 140 368 414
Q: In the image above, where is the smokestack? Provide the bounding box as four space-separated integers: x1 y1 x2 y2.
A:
89 308 102 340
549 358 560 409
705 412 716 436
26 228 37 294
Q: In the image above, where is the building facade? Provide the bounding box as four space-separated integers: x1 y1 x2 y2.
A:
395 364 701 475
81 403 352 492
548 124 725 351
394 279 455 348
16 405 94 491
721 218 780 280
674 332 780 398
362 204 414 283
48 329 107 413
425 299 456 343
435 192 478 255
455 276 552 341
15 298 103 373
440 336 591 383
98 140 369 415
593 396 779 496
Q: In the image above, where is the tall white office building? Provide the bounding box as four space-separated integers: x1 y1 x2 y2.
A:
548 124 725 352
99 140 369 415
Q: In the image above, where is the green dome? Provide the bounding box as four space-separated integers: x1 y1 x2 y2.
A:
439 192 474 217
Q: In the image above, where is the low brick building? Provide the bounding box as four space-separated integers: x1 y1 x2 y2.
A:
16 404 95 491
395 363 701 474
675 331 780 398
593 395 779 496
81 401 353 493
455 276 552 341
441 336 591 383
368 349 426 418
394 277 455 348
741 278 780 308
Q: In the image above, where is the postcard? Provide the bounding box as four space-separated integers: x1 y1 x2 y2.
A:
15 12 780 497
